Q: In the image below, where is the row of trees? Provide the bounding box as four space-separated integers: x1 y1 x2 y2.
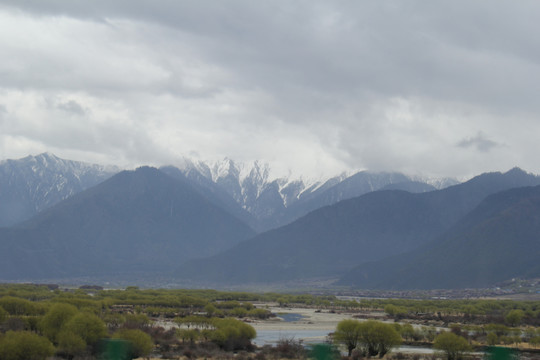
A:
0 305 257 359
381 300 540 326
2 283 540 359
0 301 154 359
333 319 522 360
391 320 540 348
0 287 261 359
2 283 539 323
333 319 402 357
175 316 256 350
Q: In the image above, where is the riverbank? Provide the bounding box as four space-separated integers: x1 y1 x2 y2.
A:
250 305 352 331
249 305 437 354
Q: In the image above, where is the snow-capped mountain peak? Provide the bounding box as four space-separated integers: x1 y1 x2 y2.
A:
0 153 119 227
1 152 463 233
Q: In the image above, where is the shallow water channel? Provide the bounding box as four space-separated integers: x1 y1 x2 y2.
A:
253 312 435 355
253 329 331 346
254 312 330 346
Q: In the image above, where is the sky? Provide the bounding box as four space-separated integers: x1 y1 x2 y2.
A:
0 1 539 179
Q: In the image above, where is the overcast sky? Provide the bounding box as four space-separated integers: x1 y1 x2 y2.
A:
0 1 539 179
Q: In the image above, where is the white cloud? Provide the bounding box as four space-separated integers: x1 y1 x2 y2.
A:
0 1 539 178
457 132 500 153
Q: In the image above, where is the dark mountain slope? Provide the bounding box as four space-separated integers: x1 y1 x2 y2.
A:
381 181 436 193
176 168 540 284
0 167 255 280
159 165 257 229
177 190 446 283
417 167 540 229
338 185 540 289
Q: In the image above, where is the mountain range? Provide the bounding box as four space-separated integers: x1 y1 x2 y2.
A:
0 153 538 290
0 153 118 227
0 153 455 232
176 168 540 286
0 153 450 282
338 184 540 289
0 166 255 280
162 158 456 231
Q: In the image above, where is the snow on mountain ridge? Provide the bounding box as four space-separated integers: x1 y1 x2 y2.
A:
0 153 119 227
173 157 451 211
175 157 324 208
410 174 460 190
21 152 119 178
1 152 464 232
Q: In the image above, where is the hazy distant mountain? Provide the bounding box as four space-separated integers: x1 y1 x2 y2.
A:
0 153 118 227
167 159 456 231
380 181 436 193
1 152 536 288
280 172 444 228
176 168 540 285
0 167 255 280
0 153 457 233
339 184 540 289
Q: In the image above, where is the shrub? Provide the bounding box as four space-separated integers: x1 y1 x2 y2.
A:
0 331 55 360
64 312 107 349
433 332 471 360
209 318 256 351
274 337 306 359
112 329 153 359
39 303 78 343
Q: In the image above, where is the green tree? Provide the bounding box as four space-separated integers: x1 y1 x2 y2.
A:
433 332 471 360
231 306 247 317
204 303 221 317
334 319 361 356
0 331 55 360
485 324 510 337
0 297 38 316
0 306 8 323
123 313 150 329
486 332 498 346
364 321 402 357
421 326 437 342
175 315 212 329
500 336 513 345
57 331 87 359
384 304 407 317
277 297 288 307
39 303 78 343
505 310 524 327
247 308 270 319
530 336 540 348
103 313 125 330
64 312 107 347
112 329 153 359
353 320 401 357
209 318 256 350
177 328 200 344
400 323 416 341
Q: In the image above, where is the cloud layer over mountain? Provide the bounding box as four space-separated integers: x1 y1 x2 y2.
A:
1 1 539 178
